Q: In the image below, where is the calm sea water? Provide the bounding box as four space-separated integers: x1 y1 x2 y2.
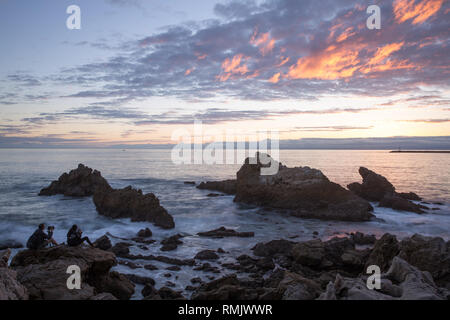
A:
0 149 448 298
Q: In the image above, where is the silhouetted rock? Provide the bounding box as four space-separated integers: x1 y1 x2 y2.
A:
195 250 219 261
137 228 152 238
39 164 111 197
234 153 374 222
379 193 426 213
197 180 237 195
160 234 183 251
93 186 175 229
197 227 254 238
93 235 112 251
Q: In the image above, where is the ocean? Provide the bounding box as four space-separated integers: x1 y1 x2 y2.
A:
0 148 449 298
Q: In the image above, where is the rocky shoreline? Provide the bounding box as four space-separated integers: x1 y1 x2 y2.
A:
1 154 448 300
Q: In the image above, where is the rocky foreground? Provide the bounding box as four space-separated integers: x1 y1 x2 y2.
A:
1 231 448 300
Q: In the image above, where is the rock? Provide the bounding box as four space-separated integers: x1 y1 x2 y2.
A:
191 277 203 284
94 186 175 229
10 246 133 300
347 167 395 201
291 239 326 267
92 271 135 300
379 193 426 214
160 234 183 251
397 234 450 288
111 242 131 257
197 227 254 238
118 260 141 269
142 284 160 299
167 266 181 271
157 287 185 300
89 293 118 300
234 153 374 222
93 235 112 251
184 181 196 185
278 272 322 300
397 192 422 201
317 282 337 300
0 240 23 250
0 267 29 300
207 193 223 197
0 249 11 268
144 264 158 271
197 180 237 195
39 164 111 197
137 228 152 238
350 232 376 245
252 240 295 257
195 250 219 261
124 274 155 286
365 233 400 272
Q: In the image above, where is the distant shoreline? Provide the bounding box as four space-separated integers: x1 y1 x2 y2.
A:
390 150 450 153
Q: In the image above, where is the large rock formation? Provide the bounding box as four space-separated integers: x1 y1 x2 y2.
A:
233 153 374 222
348 167 425 213
197 180 237 195
93 186 175 229
10 246 134 300
0 249 29 300
39 164 112 197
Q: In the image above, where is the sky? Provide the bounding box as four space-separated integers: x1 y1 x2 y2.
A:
0 0 449 148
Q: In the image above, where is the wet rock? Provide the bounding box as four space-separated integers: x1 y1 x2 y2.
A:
193 263 221 273
157 287 185 300
365 233 400 272
197 227 254 238
235 153 374 222
195 250 219 261
93 186 175 229
217 248 225 254
197 180 237 195
252 239 295 257
125 274 155 286
111 242 131 257
379 193 426 214
93 235 112 251
144 264 158 271
184 181 196 185
397 192 422 201
291 239 326 267
191 277 203 284
0 240 23 251
167 266 181 271
207 193 223 197
118 260 141 269
39 164 111 197
142 284 160 299
278 272 322 300
160 234 183 251
11 246 134 300
137 228 152 238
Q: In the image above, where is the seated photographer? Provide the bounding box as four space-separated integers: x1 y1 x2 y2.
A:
46 225 59 246
67 225 94 247
26 223 55 250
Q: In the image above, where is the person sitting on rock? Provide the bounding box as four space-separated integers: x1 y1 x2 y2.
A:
67 225 94 247
26 223 57 250
46 225 59 247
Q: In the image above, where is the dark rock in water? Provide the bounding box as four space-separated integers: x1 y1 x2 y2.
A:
379 193 426 214
184 181 196 185
167 266 181 271
118 260 142 269
10 246 134 300
207 193 223 197
347 167 395 201
137 228 152 238
142 284 160 299
348 167 424 214
157 287 185 300
197 227 254 238
144 264 158 271
93 186 175 229
217 248 225 254
93 235 112 251
197 180 237 195
0 240 23 250
234 153 374 222
111 242 131 257
350 232 376 245
165 281 176 288
365 233 400 272
194 263 220 273
195 250 219 261
252 240 295 257
191 277 203 284
125 274 155 286
160 234 183 251
39 164 111 197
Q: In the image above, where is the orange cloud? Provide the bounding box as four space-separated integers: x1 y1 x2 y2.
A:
217 54 249 81
269 73 281 83
250 31 276 56
360 42 415 74
336 27 356 42
185 68 195 76
276 56 290 67
196 54 207 60
393 0 443 24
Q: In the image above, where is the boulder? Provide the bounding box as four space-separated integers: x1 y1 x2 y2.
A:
252 239 295 257
93 235 112 251
0 267 29 300
197 227 254 238
39 164 111 197
160 234 183 251
379 193 425 214
197 180 237 195
234 153 374 222
194 250 219 261
93 186 174 229
137 228 152 238
365 233 400 272
347 167 395 201
278 272 322 300
10 246 134 300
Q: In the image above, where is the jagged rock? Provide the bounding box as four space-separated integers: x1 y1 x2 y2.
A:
195 250 219 261
252 240 295 257
234 153 374 222
197 227 254 238
137 228 152 238
93 235 112 251
365 233 400 272
0 249 11 268
110 242 131 257
398 234 450 289
197 180 237 195
10 246 134 300
93 186 174 229
278 272 322 300
160 234 183 251
0 267 29 300
0 240 23 251
379 193 426 213
291 239 326 267
39 164 111 197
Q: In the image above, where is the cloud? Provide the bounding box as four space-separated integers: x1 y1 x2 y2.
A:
290 125 374 132
393 0 444 25
400 118 450 123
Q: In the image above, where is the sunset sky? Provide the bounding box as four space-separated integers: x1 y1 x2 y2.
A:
0 0 449 147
